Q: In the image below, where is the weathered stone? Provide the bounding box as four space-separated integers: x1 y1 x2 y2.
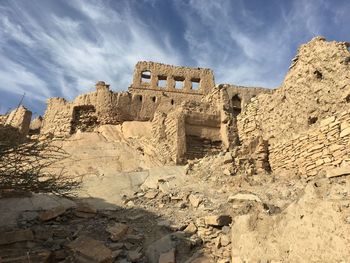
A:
340 127 350 137
75 202 97 214
184 222 197 235
159 249 176 263
0 229 34 245
146 232 191 263
204 215 232 226
144 190 158 199
188 194 202 208
325 166 350 178
220 235 231 247
67 236 113 263
39 206 66 221
320 116 336 126
106 223 129 241
128 250 143 262
228 193 261 203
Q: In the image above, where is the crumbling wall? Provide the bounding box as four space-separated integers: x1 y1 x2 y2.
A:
238 37 350 145
29 116 43 135
130 61 215 95
129 61 216 121
5 106 32 135
41 98 73 136
42 59 218 137
270 111 350 177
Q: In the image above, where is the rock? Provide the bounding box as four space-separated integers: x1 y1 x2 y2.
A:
222 152 233 164
67 236 113 263
0 229 34 245
106 223 129 241
74 211 96 218
340 127 350 137
159 249 176 263
228 193 262 203
188 194 202 208
125 234 144 243
39 206 66 221
75 202 97 214
128 250 143 262
223 168 231 176
220 235 231 247
187 256 213 263
111 249 123 259
204 215 232 226
0 250 52 262
146 232 192 263
145 190 159 199
184 222 197 235
325 166 350 178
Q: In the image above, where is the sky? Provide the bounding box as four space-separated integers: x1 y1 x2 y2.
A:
0 0 349 116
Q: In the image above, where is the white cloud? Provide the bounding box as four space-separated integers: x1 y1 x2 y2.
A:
0 0 184 105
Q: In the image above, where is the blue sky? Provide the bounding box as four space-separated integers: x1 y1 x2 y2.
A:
0 0 349 116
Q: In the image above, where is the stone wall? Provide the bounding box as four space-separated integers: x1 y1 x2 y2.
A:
4 106 32 135
41 60 218 136
269 111 350 177
130 61 215 95
238 37 350 145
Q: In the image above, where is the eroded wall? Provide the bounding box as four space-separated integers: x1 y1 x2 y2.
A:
4 106 32 135
238 37 350 145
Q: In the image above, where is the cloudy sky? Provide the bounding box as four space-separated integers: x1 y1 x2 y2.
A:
0 0 349 116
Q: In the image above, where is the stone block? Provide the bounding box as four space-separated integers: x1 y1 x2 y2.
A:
106 223 129 241
320 116 336 126
188 194 202 208
228 193 261 203
0 229 34 245
325 166 350 178
340 127 350 137
39 206 66 221
67 236 112 263
159 249 175 263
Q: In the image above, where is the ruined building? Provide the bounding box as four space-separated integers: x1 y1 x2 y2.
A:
39 61 269 164
3 36 349 178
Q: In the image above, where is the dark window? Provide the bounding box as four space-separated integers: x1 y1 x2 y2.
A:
174 76 185 89
151 96 156 102
191 78 200 90
158 75 167 88
171 99 174 105
141 70 151 83
231 94 241 117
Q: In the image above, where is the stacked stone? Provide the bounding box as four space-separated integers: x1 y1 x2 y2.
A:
269 110 350 177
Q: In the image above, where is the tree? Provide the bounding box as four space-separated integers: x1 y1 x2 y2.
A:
0 133 81 197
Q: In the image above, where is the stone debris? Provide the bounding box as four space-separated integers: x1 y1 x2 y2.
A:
106 223 129 241
325 166 350 178
228 193 262 203
184 222 197 235
159 249 176 263
188 194 202 208
67 236 113 263
39 206 66 221
0 229 33 245
204 215 232 227
2 36 350 263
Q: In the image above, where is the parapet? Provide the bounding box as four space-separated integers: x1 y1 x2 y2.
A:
129 61 215 95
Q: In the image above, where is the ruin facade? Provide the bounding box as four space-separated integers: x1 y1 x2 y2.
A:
40 61 270 163
31 37 350 174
